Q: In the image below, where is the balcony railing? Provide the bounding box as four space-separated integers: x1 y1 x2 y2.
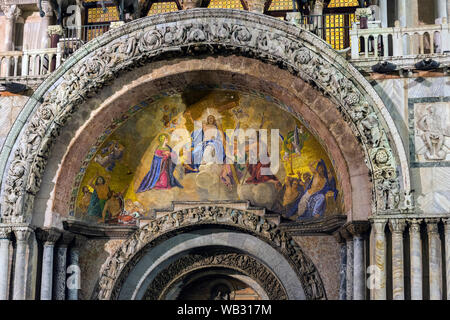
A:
60 24 111 58
0 46 62 78
350 18 450 60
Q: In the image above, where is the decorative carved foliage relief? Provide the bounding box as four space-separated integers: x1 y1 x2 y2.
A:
1 10 404 223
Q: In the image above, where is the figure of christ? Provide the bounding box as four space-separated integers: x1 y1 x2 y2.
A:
183 111 226 171
136 134 183 192
87 174 111 219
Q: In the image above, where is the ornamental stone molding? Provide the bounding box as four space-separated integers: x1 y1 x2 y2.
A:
0 9 411 224
92 206 326 300
143 250 288 300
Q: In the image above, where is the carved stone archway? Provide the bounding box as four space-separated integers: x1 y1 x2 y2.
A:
143 249 288 300
91 205 326 300
0 9 411 224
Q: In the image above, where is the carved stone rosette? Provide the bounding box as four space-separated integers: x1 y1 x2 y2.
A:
91 206 326 300
0 9 409 224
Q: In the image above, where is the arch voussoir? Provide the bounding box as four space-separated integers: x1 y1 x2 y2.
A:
0 9 411 225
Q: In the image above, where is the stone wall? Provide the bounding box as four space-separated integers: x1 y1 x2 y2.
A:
0 95 28 149
78 238 124 300
293 235 341 300
373 76 450 214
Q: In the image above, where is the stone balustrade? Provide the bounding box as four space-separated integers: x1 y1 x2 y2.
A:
0 45 62 79
351 18 450 60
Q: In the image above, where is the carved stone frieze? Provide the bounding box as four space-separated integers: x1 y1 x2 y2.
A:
91 206 326 300
0 9 408 224
143 250 288 300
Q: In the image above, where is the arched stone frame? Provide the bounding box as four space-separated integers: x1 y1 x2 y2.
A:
0 9 412 225
90 206 326 300
143 249 286 300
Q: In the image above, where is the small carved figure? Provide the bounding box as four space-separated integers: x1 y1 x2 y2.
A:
416 104 448 160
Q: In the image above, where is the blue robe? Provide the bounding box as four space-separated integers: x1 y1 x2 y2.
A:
298 159 338 220
136 147 183 193
185 128 226 173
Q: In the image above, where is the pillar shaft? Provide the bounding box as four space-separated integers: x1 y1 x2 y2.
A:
54 245 68 300
0 228 11 300
409 219 423 300
346 239 354 300
0 5 21 51
389 219 406 300
67 236 85 300
436 0 448 19
379 0 388 27
427 219 442 300
12 227 32 300
40 243 55 300
353 235 365 300
444 220 450 300
372 220 387 300
339 241 347 300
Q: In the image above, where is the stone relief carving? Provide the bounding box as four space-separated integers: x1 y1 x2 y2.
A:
415 103 450 161
143 250 288 300
0 10 405 223
92 206 326 300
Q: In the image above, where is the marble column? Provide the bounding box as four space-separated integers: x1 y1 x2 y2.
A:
12 226 33 300
0 4 21 76
408 219 422 300
436 0 448 19
341 229 354 300
0 227 11 300
0 4 21 51
372 219 387 300
53 233 74 300
427 219 442 300
334 231 347 300
67 236 86 300
347 222 369 300
39 1 54 49
379 0 388 27
389 219 406 300
444 219 450 300
37 228 61 300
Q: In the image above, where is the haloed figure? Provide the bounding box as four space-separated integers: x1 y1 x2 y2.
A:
136 133 183 192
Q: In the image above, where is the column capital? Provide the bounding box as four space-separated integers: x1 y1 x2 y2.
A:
0 226 12 239
371 219 387 233
13 226 33 242
242 0 267 13
425 218 440 234
36 227 62 245
408 218 422 233
0 4 22 20
443 218 450 232
345 221 370 237
57 231 75 247
332 230 346 244
389 219 407 233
